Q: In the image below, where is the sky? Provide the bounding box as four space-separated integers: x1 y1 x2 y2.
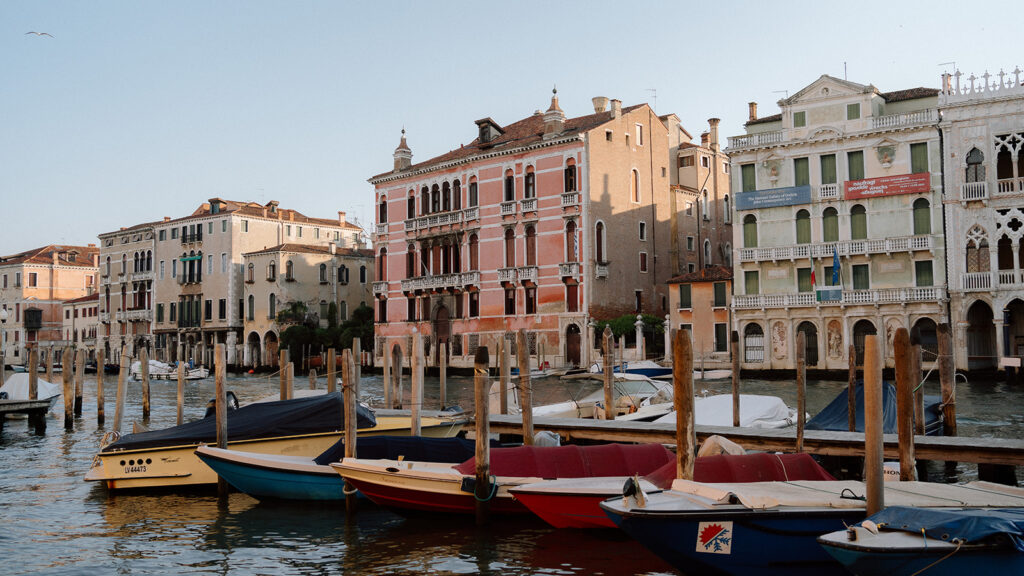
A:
3 1 1021 254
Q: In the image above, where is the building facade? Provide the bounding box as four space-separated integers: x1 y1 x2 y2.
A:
939 67 1024 370
0 244 99 365
241 243 373 367
370 93 675 368
668 265 732 369
728 75 946 370
62 293 99 361
97 223 157 359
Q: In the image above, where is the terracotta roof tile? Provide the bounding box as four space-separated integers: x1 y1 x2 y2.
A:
243 243 372 258
667 265 733 284
64 293 100 304
744 113 782 127
879 87 939 102
0 244 99 268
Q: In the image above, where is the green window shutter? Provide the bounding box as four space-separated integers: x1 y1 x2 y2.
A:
796 212 811 244
824 266 836 286
679 284 692 308
794 157 809 187
820 154 837 184
156 304 163 322
848 151 865 181
741 164 756 192
852 264 869 290
797 268 812 292
744 271 759 295
850 206 867 239
915 261 934 286
713 282 726 307
714 324 728 352
743 217 758 248
913 199 931 235
823 210 839 242
793 111 806 127
847 103 860 120
911 143 929 174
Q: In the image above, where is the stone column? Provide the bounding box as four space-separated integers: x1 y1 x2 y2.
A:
226 331 237 365
634 315 644 360
994 319 1006 365
664 314 671 362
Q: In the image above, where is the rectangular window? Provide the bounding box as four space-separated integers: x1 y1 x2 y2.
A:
852 264 870 290
14 272 20 287
685 202 693 216
469 292 479 317
635 123 644 146
566 283 579 312
159 230 166 241
204 300 212 321
915 260 934 287
713 282 727 307
639 222 647 241
239 299 244 320
504 287 516 315
171 228 178 239
171 260 177 278
218 299 226 319
525 287 537 314
2 274 6 289
744 270 759 295
687 263 695 273
28 273 37 287
679 156 694 168
911 142 929 174
242 220 249 232
797 268 812 292
298 226 303 238
286 225 292 236
169 302 176 322
847 103 860 120
741 164 756 192
848 150 865 181
686 236 694 251
639 252 648 273
679 284 692 308
680 324 692 336
605 130 613 142
159 261 165 280
207 254 213 274
714 323 728 353
701 156 709 168
793 111 806 127
156 303 164 322
723 162 730 174
222 220 227 232
794 157 809 187
208 222 213 234
407 297 416 321
824 265 838 286
221 253 227 273
820 154 837 184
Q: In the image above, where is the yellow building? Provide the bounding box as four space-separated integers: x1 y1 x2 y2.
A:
667 265 732 369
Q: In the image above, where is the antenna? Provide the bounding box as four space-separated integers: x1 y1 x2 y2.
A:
844 61 847 80
646 88 657 113
938 61 956 71
772 90 789 99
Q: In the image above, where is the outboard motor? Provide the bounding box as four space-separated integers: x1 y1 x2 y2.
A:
204 390 239 418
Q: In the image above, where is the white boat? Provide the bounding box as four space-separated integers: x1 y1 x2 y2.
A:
129 360 209 381
586 360 731 381
650 394 797 429
494 373 674 419
0 373 62 417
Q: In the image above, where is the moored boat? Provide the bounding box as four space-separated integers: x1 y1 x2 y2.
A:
129 360 209 381
0 373 62 416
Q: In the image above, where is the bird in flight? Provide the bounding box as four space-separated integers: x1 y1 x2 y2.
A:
25 31 54 37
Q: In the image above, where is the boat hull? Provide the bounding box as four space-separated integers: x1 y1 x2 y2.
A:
511 491 619 528
195 447 347 501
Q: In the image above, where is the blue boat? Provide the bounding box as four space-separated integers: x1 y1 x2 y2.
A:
818 506 1024 575
195 436 481 501
600 479 1024 576
807 381 943 436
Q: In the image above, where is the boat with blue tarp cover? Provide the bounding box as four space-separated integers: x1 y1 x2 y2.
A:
807 381 943 435
818 506 1024 575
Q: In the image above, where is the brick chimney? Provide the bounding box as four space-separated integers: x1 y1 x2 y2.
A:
338 211 346 227
748 102 758 122
52 250 58 266
610 99 622 119
708 118 721 152
163 216 170 222
700 132 710 147
592 96 609 113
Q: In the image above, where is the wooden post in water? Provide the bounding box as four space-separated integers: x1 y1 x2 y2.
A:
140 347 151 420
280 349 289 400
74 349 85 416
28 347 38 400
176 361 185 426
214 343 228 496
673 330 695 480
113 353 128 434
602 326 614 420
618 336 625 373
500 337 511 415
796 331 806 453
285 362 294 400
392 345 404 409
383 342 392 409
342 349 358 513
864 334 884 516
731 331 740 427
410 334 423 437
46 346 54 386
352 337 361 398
327 348 336 394
309 368 317 390
439 342 447 410
95 349 105 424
937 323 957 437
848 344 857 432
894 327 916 481
62 347 74 429
516 330 533 445
910 336 924 436
473 346 491 526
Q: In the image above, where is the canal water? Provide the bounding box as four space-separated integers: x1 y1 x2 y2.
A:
1 369 1021 575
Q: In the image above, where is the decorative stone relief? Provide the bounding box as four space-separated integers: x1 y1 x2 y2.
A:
771 321 787 360
876 145 896 168
885 318 903 358
827 320 843 358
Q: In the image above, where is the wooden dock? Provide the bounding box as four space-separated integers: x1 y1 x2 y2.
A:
0 397 58 433
486 414 1024 467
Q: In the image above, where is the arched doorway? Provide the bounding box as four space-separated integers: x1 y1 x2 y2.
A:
796 321 819 366
264 331 279 368
433 305 450 364
743 323 764 363
1006 299 1024 358
852 319 877 366
966 301 995 370
247 332 261 367
565 324 581 367
910 318 938 363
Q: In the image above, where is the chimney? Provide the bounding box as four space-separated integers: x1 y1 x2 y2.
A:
53 250 58 266
748 102 758 122
338 211 346 227
393 129 413 172
88 243 96 248
543 88 566 138
708 118 721 152
92 253 99 266
700 132 710 147
610 99 622 119
163 216 170 222
592 96 609 113
288 210 294 222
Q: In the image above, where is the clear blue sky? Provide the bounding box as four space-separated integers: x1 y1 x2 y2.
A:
3 1 1021 254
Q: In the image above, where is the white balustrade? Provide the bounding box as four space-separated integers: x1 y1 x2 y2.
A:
498 268 518 283
818 183 839 200
871 109 936 129
559 262 580 277
500 201 516 216
733 287 945 309
961 181 988 201
739 234 932 263
727 130 784 149
996 177 1024 195
463 207 480 221
520 198 537 213
561 192 580 207
372 281 387 295
962 272 993 291
517 266 538 283
595 264 608 278
997 270 1024 286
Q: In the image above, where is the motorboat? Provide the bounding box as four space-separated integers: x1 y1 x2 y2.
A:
807 381 943 435
645 394 797 428
499 373 675 420
332 443 676 516
600 479 1024 576
510 452 834 529
129 360 209 381
818 506 1024 575
0 373 62 416
195 436 482 501
85 392 466 490
587 359 731 381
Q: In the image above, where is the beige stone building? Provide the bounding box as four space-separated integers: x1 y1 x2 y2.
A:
242 243 373 367
62 293 99 361
97 222 157 359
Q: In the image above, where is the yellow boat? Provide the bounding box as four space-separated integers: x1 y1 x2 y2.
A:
85 393 465 491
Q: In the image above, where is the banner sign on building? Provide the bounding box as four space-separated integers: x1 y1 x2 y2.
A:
844 173 930 200
735 185 811 211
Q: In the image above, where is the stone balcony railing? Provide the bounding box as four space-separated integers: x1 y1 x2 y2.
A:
517 266 538 283
595 263 608 278
939 68 1024 105
404 209 464 233
133 271 154 282
727 130 785 150
870 108 936 129
559 262 580 277
372 281 387 295
728 109 936 151
962 270 1024 291
739 234 934 263
561 192 580 207
817 183 840 200
997 177 1024 195
733 286 945 309
961 181 988 202
463 207 480 221
376 223 387 236
500 201 516 216
497 267 518 283
399 271 479 292
520 198 537 213
122 309 153 322
99 312 110 323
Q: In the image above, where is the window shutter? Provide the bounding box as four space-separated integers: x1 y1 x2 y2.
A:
794 158 809 187
848 151 864 181
820 154 836 184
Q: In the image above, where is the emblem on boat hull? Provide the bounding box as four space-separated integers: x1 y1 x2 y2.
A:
696 521 732 554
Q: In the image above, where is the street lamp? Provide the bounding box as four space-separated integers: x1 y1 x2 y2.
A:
0 306 8 387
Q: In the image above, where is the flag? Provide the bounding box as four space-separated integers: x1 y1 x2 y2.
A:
832 246 840 286
810 256 816 289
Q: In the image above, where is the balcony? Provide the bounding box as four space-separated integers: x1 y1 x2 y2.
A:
400 272 476 292
376 223 387 236
520 198 537 213
559 262 580 277
817 183 840 200
727 130 785 150
517 266 538 283
124 309 153 322
870 108 936 130
372 281 387 295
961 181 989 202
498 268 518 283
738 235 934 263
561 192 580 207
180 233 203 245
595 263 608 278
133 270 154 282
500 201 516 216
463 207 480 221
962 272 992 291
998 270 1024 287
996 177 1024 195
733 287 945 309
99 312 110 324
404 210 465 233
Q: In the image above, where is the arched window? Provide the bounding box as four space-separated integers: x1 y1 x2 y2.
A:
796 209 811 244
407 190 416 219
267 260 276 281
195 251 202 282
378 248 387 281
724 242 732 267
453 179 462 210
319 263 327 283
406 244 416 277
526 225 537 266
431 184 440 213
822 207 839 242
359 265 366 284
442 182 451 211
105 256 111 276
503 169 515 202
469 233 479 271
524 167 536 199
420 186 429 215
468 177 478 208
421 244 430 275
338 264 349 285
146 250 152 271
723 195 731 223
247 262 254 282
504 228 516 267
133 252 139 273
121 254 127 274
268 293 276 319
595 221 606 263
965 147 985 183
703 239 711 266
913 198 931 235
701 190 708 219
378 198 388 223
565 220 578 261
743 214 758 248
320 300 328 319
247 295 254 320
631 170 641 202
285 260 294 280
564 158 577 192
850 204 867 239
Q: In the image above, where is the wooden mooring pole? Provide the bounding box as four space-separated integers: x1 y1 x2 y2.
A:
410 334 423 437
327 348 337 394
731 331 740 427
796 331 806 453
140 347 150 420
498 338 509 416
848 344 857 432
342 349 358 513
352 337 361 398
603 326 614 420
214 343 228 496
62 347 73 429
176 361 185 426
911 336 924 437
473 346 491 526
285 362 294 400
280 349 289 400
673 330 695 480
28 347 38 400
439 342 447 410
516 330 533 445
309 368 317 390
113 353 128 434
894 327 916 481
46 346 53 386
864 334 884 516
937 323 957 438
392 345 404 409
96 349 105 425
74 349 85 416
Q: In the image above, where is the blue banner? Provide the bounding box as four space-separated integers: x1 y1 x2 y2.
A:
735 185 812 211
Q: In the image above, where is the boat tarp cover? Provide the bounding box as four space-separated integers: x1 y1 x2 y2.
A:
313 436 493 466
869 506 1024 551
106 392 376 451
807 381 942 434
643 452 835 490
454 443 674 478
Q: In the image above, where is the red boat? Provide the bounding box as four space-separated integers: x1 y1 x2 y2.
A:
509 452 835 528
